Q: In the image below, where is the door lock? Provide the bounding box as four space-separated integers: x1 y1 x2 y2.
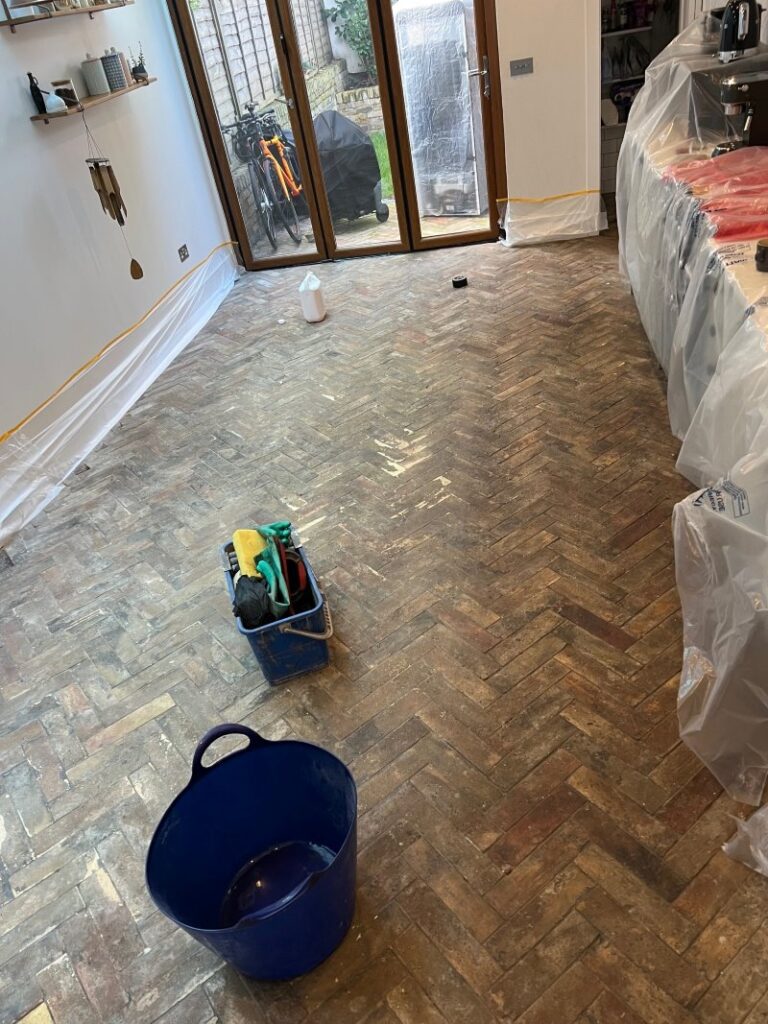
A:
468 55 491 98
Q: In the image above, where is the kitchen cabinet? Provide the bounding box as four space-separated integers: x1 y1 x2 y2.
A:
600 0 681 195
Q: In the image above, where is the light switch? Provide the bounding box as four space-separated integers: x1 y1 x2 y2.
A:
510 57 534 77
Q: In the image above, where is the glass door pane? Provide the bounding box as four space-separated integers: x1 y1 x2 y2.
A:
186 0 322 264
390 0 491 240
285 0 405 252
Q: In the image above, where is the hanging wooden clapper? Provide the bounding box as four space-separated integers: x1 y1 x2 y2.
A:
83 114 144 280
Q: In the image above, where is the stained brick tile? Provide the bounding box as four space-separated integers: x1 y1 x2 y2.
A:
490 911 598 1018
0 234 742 1024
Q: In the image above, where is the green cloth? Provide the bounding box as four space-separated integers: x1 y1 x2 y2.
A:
255 521 293 617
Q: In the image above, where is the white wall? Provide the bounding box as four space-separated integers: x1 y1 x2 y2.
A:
495 0 601 238
0 1 231 434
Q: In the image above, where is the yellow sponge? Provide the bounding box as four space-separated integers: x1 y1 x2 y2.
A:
232 529 266 578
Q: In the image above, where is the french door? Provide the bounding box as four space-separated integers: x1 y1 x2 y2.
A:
168 0 504 270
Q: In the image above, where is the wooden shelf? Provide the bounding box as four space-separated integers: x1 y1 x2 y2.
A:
31 76 156 124
1 0 133 32
602 24 654 38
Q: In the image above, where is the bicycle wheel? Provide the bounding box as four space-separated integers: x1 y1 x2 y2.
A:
248 161 277 251
263 159 302 244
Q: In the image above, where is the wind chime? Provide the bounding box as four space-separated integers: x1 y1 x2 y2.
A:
83 114 144 280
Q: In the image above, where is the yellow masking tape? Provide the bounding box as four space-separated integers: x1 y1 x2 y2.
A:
496 189 601 205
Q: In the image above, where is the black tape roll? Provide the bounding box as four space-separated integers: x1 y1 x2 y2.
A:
757 239 768 274
452 275 468 288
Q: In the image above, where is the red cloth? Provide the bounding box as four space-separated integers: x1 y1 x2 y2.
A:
664 148 768 240
702 195 768 241
665 147 768 188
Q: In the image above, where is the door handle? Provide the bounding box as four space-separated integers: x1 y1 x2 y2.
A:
467 55 491 98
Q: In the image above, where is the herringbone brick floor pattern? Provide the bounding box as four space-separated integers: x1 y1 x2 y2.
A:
1 235 762 1024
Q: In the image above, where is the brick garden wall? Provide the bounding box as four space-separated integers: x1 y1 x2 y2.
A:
270 60 345 126
336 84 384 134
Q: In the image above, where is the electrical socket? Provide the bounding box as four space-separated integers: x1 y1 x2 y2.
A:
510 57 534 77
178 244 189 263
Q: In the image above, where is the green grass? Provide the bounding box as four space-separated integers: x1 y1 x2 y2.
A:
370 130 393 200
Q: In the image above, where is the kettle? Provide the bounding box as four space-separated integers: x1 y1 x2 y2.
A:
718 0 761 62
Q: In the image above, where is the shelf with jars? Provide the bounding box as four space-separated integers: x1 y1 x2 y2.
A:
0 0 133 33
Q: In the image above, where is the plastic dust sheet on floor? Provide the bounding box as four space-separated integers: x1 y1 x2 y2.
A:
0 246 237 546
500 191 607 248
616 15 768 487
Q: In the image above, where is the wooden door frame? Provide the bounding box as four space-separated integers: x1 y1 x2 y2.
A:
273 0 413 260
484 0 508 208
375 0 507 251
166 0 507 267
166 0 247 266
167 0 336 270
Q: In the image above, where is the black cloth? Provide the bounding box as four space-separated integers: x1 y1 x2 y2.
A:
234 576 272 630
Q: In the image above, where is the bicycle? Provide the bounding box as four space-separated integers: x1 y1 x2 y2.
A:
222 107 302 251
255 108 304 241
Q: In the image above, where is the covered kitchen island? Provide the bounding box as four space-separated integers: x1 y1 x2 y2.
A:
618 15 768 487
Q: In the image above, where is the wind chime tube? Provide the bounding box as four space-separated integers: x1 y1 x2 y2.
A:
86 157 127 226
83 113 142 278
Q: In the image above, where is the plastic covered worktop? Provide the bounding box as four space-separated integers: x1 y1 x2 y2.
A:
618 19 768 819
617 15 768 488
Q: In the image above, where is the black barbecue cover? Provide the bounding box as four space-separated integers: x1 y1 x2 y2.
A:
313 110 381 210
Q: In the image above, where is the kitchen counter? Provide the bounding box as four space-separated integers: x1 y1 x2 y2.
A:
617 16 768 486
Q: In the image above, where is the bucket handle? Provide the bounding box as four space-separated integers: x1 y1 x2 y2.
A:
279 600 334 641
191 724 268 781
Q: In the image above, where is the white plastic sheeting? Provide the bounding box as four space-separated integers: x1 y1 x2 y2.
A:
393 0 488 217
678 308 768 485
617 16 768 485
723 805 768 877
667 238 768 448
621 19 768 864
0 245 237 546
674 453 768 805
501 192 607 248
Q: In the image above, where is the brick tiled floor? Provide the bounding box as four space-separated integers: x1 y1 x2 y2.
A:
2 235 762 1024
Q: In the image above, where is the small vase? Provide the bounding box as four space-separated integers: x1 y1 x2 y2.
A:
27 72 46 115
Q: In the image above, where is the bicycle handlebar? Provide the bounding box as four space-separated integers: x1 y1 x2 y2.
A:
221 110 277 133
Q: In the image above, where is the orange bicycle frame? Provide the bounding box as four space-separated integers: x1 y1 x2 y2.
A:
259 137 302 201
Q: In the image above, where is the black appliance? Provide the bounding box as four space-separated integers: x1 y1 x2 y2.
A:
718 0 761 62
719 68 768 147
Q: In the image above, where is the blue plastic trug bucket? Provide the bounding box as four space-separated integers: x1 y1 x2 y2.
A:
145 724 357 980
